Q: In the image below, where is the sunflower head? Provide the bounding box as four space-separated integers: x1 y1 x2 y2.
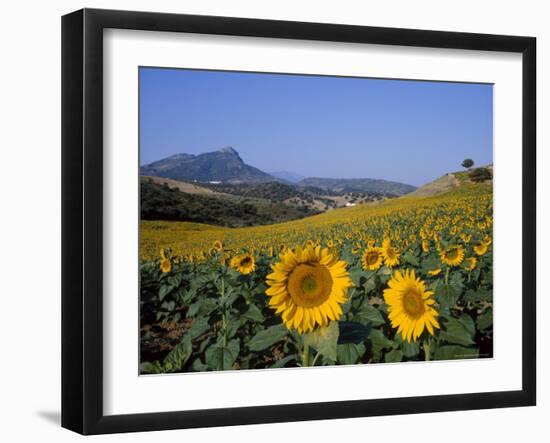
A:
383 269 440 342
421 239 430 253
230 253 256 275
382 238 400 267
160 258 171 273
212 240 223 252
361 247 383 271
439 245 465 266
473 242 488 256
265 245 352 334
464 257 478 271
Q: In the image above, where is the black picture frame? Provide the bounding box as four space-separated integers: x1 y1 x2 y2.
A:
62 8 536 435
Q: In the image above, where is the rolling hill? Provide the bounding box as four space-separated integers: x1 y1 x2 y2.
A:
298 177 416 196
140 178 319 227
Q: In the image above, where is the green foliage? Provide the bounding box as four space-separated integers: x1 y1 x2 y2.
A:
247 325 288 352
298 177 416 196
461 158 474 169
469 167 492 183
205 340 240 371
303 322 339 361
141 179 319 227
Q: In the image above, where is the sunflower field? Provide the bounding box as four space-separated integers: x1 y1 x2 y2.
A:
140 183 493 373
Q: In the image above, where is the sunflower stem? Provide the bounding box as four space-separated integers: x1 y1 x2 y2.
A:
311 351 322 367
444 267 450 285
424 338 432 361
220 278 228 347
302 342 310 367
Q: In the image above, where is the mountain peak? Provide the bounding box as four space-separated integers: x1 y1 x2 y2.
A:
140 147 275 184
219 146 238 155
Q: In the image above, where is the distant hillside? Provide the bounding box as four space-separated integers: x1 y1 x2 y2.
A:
140 147 276 184
268 171 305 183
409 173 459 197
298 177 416 196
203 181 314 203
140 178 319 227
410 166 493 197
143 175 226 196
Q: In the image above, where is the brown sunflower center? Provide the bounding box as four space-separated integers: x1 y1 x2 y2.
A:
446 248 459 260
386 246 396 259
367 251 379 265
240 257 252 267
402 289 425 318
287 263 333 308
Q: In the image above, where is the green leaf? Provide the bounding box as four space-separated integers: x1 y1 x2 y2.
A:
354 303 385 327
457 313 476 336
187 299 216 317
421 256 440 273
226 316 245 339
188 317 210 339
159 284 174 302
395 334 420 357
140 360 164 374
363 277 376 293
160 300 175 312
368 329 396 355
436 284 458 309
243 304 265 323
247 324 288 352
402 252 419 267
434 345 479 360
464 288 492 303
449 273 465 292
440 317 475 346
271 355 297 368
349 269 366 288
205 339 240 370
303 321 339 361
481 269 493 286
163 335 192 372
338 321 372 344
476 308 493 331
191 358 208 372
337 343 366 365
384 349 403 363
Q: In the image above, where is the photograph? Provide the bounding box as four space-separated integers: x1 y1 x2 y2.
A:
138 67 494 374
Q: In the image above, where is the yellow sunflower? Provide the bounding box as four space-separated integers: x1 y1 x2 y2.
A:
473 242 488 256
361 247 383 271
427 268 442 276
464 257 477 271
383 269 440 342
212 240 223 252
382 238 400 267
265 245 352 334
230 253 256 275
460 233 472 243
160 258 171 273
439 245 465 266
421 239 430 253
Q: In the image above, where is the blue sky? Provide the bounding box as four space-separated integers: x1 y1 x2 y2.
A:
139 67 493 186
